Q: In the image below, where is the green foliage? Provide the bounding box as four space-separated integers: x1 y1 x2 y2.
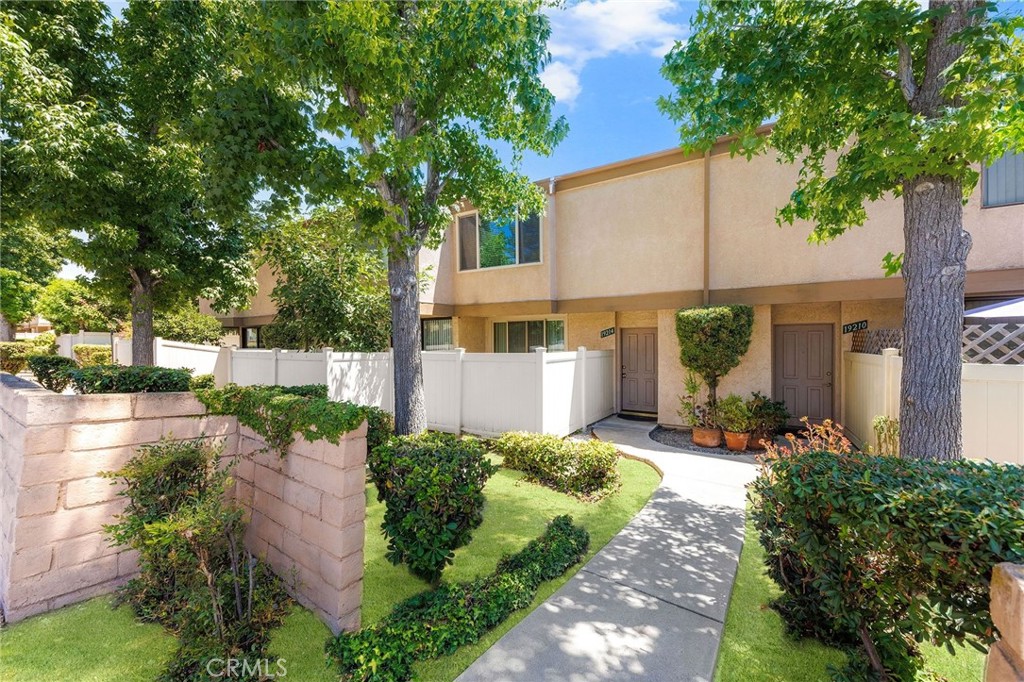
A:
36 279 124 334
66 365 192 394
326 515 590 682
363 406 395 455
492 432 621 499
660 2 1024 245
72 343 111 367
153 307 224 346
194 384 365 456
188 373 216 391
675 306 754 401
0 269 41 327
27 354 77 393
746 392 790 436
26 331 57 355
716 394 752 433
260 208 391 352
872 416 900 457
678 371 718 429
751 450 1024 680
104 438 290 681
0 341 33 374
368 433 497 584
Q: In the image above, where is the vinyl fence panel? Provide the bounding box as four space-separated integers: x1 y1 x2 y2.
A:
461 352 542 436
328 352 393 411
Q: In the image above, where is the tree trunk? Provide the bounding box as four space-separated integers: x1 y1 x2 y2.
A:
0 314 15 342
131 270 156 366
899 175 970 460
388 243 426 435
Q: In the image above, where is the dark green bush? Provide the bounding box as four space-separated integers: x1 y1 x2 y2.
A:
363 405 394 453
491 432 620 498
72 343 112 366
675 305 753 403
66 364 192 394
751 450 1024 681
27 354 78 392
0 341 33 374
195 383 364 456
368 433 497 583
326 515 590 682
104 439 290 681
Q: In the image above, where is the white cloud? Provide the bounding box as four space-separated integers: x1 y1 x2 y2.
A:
542 0 686 106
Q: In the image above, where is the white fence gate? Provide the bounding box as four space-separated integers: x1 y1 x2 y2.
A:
844 349 1024 465
231 347 615 437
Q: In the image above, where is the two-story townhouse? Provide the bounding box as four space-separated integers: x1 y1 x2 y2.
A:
207 137 1024 428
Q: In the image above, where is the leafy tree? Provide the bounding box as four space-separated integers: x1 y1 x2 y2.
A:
260 208 391 353
220 1 566 433
152 306 224 346
36 279 125 334
3 1 274 365
0 223 63 340
660 1 1024 460
675 306 754 405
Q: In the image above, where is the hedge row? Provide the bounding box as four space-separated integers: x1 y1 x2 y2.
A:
72 343 112 367
326 515 590 682
65 365 193 394
752 450 1024 680
491 432 620 498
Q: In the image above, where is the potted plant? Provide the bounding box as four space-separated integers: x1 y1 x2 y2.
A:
678 372 721 447
746 392 790 451
716 394 752 451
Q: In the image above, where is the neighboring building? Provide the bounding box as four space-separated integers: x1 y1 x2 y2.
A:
15 315 52 334
207 139 1024 427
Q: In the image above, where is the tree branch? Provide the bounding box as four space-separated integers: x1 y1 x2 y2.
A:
897 40 918 103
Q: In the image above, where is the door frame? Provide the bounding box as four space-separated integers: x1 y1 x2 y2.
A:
771 322 836 425
618 327 658 415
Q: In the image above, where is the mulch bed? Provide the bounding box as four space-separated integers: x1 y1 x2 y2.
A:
649 425 777 457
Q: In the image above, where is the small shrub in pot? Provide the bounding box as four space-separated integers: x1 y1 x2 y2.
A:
678 371 721 447
746 392 789 450
716 394 752 451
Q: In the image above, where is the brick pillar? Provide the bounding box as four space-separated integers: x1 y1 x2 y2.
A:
987 563 1024 682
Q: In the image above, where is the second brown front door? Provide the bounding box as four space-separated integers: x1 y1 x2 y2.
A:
773 323 834 425
621 328 657 414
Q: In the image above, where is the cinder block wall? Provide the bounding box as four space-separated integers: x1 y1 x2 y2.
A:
988 563 1024 681
235 423 367 634
0 376 365 633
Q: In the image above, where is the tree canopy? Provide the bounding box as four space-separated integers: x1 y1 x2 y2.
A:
260 209 392 353
36 279 125 335
660 0 1024 461
217 0 566 433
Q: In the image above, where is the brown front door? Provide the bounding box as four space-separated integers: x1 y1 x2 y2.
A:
621 328 657 414
773 324 834 425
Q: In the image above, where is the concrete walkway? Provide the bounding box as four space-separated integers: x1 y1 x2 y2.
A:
457 417 759 682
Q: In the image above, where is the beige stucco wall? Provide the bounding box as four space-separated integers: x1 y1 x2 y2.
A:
453 317 487 353
554 164 705 302
566 312 616 351
200 262 279 323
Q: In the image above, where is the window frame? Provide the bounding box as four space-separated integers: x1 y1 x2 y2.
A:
489 315 568 353
455 209 544 272
981 151 1024 209
421 317 455 351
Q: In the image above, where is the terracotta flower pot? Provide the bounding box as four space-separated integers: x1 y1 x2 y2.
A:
692 426 723 448
724 431 750 452
747 429 772 451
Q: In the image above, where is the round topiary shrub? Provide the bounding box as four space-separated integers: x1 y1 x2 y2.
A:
675 305 754 403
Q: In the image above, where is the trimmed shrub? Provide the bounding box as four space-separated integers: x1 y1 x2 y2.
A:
492 432 620 499
73 343 112 367
105 438 290 681
188 373 215 391
0 341 33 374
27 355 78 392
194 383 364 456
751 450 1024 680
27 331 57 355
326 515 590 682
363 405 394 453
675 305 753 403
368 433 497 583
66 364 192 394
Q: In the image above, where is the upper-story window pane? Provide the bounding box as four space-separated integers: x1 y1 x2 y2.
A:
984 151 1024 207
458 212 541 270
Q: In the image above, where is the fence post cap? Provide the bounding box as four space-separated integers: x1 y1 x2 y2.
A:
534 346 547 353
881 347 900 356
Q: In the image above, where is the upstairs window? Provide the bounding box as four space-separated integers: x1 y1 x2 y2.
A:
984 151 1024 207
458 212 541 270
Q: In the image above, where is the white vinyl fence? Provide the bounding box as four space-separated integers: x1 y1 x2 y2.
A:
844 349 1024 465
58 334 231 385
56 331 114 358
232 347 615 437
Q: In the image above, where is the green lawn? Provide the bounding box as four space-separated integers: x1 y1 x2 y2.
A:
714 509 987 682
0 454 661 682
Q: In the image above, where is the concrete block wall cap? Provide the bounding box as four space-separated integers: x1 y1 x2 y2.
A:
26 393 133 426
132 392 206 419
986 641 1024 682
